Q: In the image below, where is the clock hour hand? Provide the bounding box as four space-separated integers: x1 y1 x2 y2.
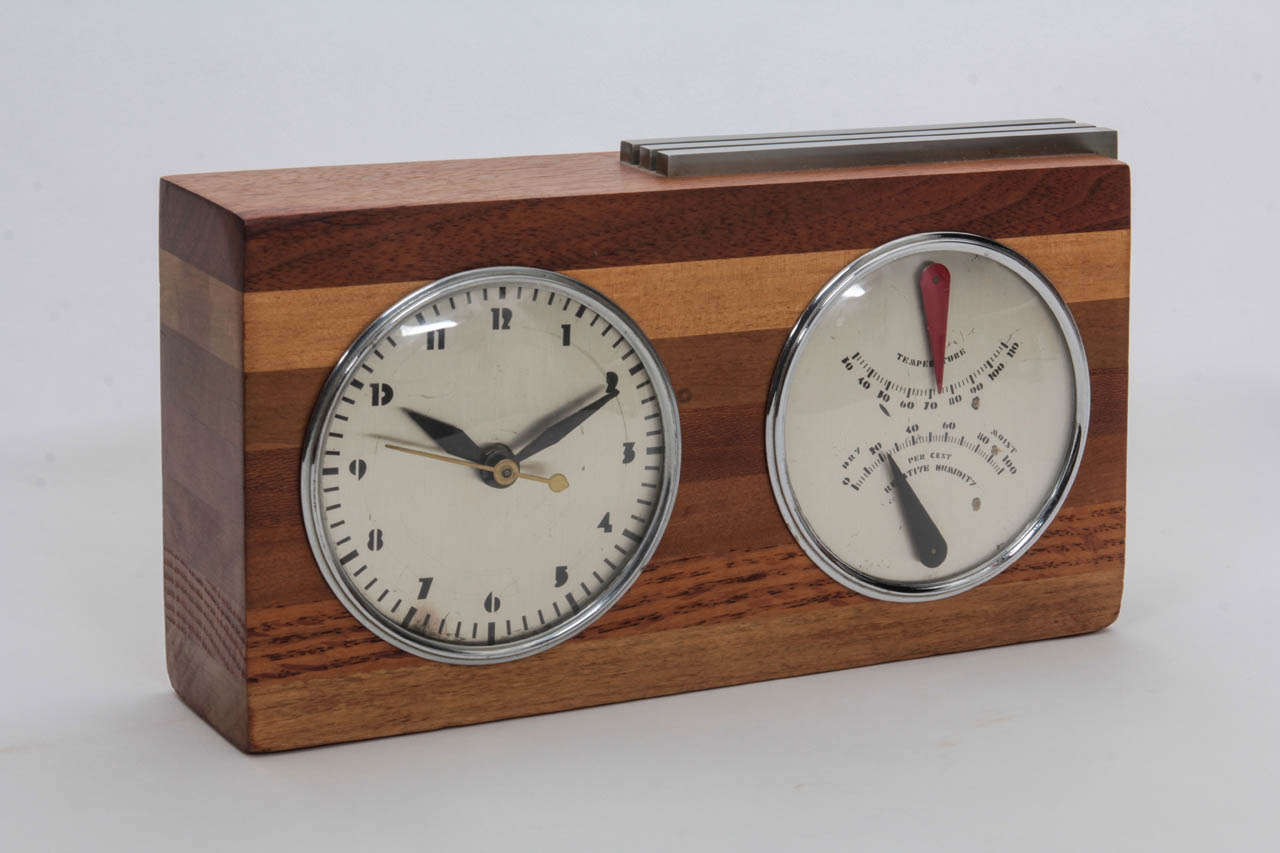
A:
400 407 486 463
514 372 620 463
885 454 948 569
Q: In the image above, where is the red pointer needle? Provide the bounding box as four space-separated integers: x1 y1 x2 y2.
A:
919 262 951 392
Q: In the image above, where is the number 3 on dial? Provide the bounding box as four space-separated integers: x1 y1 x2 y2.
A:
302 267 682 664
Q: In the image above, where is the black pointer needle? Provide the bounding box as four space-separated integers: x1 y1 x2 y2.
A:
400 407 486 463
514 372 619 463
885 454 948 569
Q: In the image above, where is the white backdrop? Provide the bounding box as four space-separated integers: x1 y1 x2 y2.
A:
2 1 1278 849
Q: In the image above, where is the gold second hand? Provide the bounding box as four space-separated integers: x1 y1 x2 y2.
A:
384 443 569 493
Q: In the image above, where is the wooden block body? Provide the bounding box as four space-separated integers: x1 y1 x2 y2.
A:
160 152 1129 752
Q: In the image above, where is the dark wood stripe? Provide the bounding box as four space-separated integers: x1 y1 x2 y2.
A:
167 152 1116 219
1090 368 1128 436
245 367 322 452
160 179 245 290
1071 297 1129 374
161 327 242 449
229 162 1128 292
164 406 242 524
656 329 786 413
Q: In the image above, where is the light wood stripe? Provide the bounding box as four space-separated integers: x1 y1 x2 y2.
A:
160 250 243 369
240 229 1129 374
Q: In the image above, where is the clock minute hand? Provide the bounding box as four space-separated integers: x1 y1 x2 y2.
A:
515 372 620 463
885 453 948 569
401 407 486 463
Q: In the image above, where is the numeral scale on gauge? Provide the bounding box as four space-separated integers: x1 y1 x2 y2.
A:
159 119 1129 750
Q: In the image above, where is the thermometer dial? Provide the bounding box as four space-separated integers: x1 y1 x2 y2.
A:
766 233 1089 601
302 267 680 663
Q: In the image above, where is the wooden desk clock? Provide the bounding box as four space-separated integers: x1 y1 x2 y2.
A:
160 119 1128 752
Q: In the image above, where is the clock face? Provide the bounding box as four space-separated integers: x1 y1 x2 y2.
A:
767 233 1089 601
302 267 681 663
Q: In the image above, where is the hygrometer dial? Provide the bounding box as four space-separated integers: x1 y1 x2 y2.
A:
302 267 681 663
766 233 1088 601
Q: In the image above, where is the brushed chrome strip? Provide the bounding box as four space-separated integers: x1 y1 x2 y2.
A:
621 120 1116 177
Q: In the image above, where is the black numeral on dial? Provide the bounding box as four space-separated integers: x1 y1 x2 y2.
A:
491 308 512 330
597 513 613 533
554 565 568 587
367 528 384 550
484 592 502 613
370 383 394 406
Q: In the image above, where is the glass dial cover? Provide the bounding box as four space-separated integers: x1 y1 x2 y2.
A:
766 233 1089 601
302 267 681 663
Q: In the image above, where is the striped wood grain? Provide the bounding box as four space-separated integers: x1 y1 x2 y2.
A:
236 235 1127 750
159 151 1129 751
